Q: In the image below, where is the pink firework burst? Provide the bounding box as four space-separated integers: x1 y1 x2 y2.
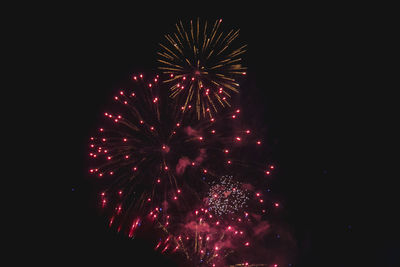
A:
88 73 266 235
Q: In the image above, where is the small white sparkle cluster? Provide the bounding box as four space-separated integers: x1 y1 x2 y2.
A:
207 175 249 216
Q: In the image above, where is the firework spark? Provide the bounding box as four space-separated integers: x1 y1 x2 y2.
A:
157 18 247 119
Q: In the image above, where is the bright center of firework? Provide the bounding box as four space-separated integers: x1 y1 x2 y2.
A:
207 175 249 216
194 70 201 75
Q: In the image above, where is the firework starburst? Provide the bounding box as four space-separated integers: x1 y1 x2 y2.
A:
157 18 247 119
87 73 266 236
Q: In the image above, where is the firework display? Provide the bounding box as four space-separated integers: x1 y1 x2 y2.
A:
157 18 247 119
87 18 293 267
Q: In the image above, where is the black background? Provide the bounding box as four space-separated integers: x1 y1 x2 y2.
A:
53 3 399 267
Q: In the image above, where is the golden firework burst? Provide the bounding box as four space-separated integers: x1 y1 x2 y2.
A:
157 18 247 119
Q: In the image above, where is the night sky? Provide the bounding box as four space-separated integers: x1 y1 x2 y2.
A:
63 4 398 267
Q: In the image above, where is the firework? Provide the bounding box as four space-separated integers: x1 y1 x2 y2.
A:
150 165 288 267
157 18 247 119
155 206 245 266
154 188 278 267
207 175 249 217
88 73 267 235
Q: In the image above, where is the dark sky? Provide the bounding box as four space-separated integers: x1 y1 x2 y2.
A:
63 4 398 267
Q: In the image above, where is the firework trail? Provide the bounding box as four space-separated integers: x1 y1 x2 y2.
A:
158 18 247 119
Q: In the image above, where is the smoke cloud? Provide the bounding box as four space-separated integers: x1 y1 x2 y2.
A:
184 126 200 137
185 221 211 233
175 149 207 176
176 157 191 176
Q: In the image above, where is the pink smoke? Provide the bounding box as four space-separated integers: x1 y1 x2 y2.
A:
194 148 206 164
184 126 200 137
176 157 191 176
242 183 255 191
253 221 271 236
175 149 207 176
185 221 211 232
